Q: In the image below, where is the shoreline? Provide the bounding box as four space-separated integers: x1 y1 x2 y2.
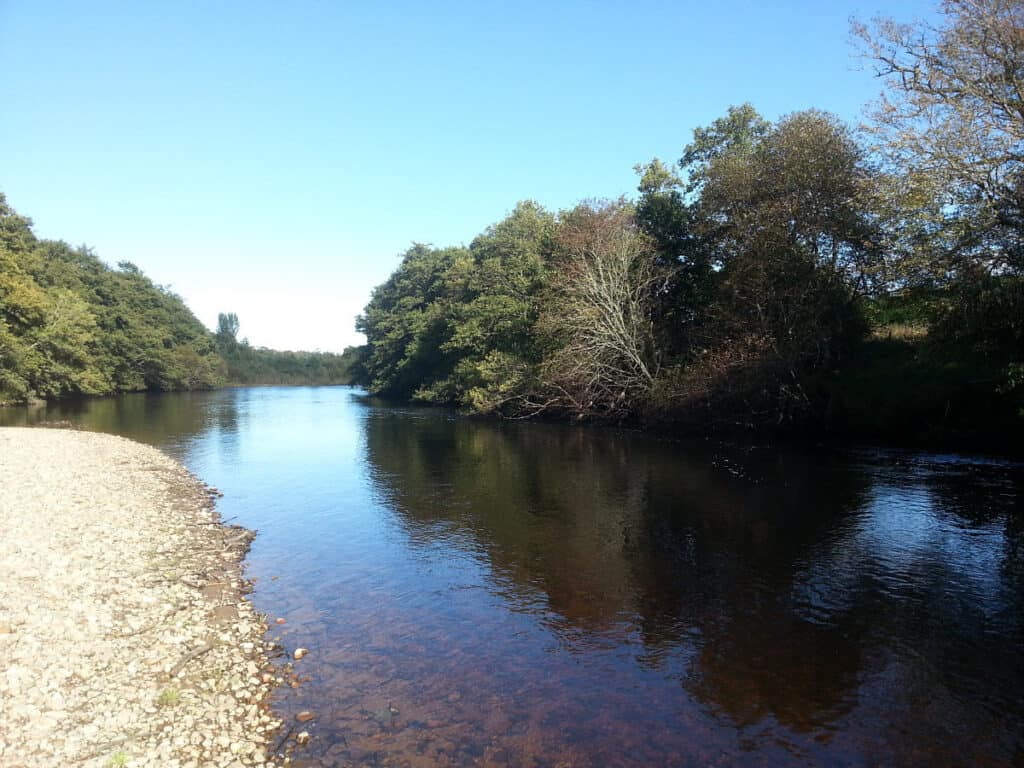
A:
6 387 1022 459
0 427 283 767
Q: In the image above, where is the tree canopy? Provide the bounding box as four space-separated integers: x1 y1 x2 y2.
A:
0 194 222 402
353 68 1024 442
0 195 359 402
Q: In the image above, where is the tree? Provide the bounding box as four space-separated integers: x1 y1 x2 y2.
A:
356 243 468 399
442 201 555 410
216 312 240 349
855 0 1024 403
694 110 880 285
355 203 557 410
674 109 875 423
533 201 662 419
633 159 709 359
630 105 795 364
679 103 771 197
854 0 1024 277
0 193 224 400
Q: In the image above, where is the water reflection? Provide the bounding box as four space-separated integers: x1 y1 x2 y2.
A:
0 390 241 455
356 405 1024 766
3 389 1022 766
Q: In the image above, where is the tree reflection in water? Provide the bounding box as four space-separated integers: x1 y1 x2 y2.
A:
4 389 1021 766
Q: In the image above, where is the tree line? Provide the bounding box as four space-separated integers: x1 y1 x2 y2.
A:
0 196 224 402
353 1 1024 443
213 312 358 386
0 203 357 403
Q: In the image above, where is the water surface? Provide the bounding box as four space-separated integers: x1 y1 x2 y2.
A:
4 387 1023 766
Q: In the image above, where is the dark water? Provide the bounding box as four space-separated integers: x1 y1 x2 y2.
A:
4 387 1023 766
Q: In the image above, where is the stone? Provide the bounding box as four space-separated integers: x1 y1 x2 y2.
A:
0 429 278 768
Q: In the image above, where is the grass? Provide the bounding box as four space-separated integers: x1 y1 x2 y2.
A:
869 322 929 341
156 687 181 708
108 752 129 768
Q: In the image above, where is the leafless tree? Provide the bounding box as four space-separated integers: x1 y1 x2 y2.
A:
533 202 663 419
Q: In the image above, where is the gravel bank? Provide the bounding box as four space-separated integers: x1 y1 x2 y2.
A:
0 428 282 768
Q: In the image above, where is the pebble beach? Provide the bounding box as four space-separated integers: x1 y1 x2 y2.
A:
0 427 282 768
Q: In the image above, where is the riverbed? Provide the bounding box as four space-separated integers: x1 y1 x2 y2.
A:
3 387 1022 766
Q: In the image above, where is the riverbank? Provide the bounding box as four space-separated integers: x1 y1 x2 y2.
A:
0 428 282 768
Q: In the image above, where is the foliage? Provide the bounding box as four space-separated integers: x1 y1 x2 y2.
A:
0 194 222 402
446 201 554 409
356 109 880 426
356 202 555 408
633 160 709 358
215 312 240 349
214 312 358 386
854 0 1024 279
355 84 1021 444
641 109 875 424
0 192 360 403
356 243 468 399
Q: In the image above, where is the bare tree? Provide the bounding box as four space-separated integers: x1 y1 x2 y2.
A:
533 202 663 419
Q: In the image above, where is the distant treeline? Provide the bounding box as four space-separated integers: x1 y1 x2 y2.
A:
0 201 357 403
213 312 358 386
351 2 1023 445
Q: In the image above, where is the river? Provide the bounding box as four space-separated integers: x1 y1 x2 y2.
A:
3 386 1022 766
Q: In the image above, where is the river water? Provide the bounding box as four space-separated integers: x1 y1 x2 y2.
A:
3 386 1023 766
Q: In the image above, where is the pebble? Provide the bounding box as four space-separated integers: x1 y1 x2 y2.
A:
0 429 284 768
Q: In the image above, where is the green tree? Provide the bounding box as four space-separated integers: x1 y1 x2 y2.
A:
216 312 240 349
633 160 708 360
0 193 224 401
356 244 468 399
440 201 555 410
632 105 774 363
679 103 771 197
356 203 556 410
675 109 876 422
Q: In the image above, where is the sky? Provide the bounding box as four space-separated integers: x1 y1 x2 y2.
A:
0 0 937 352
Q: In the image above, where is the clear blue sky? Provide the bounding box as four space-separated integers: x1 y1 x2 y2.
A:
0 0 935 351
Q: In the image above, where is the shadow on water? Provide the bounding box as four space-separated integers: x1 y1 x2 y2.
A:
4 388 1022 766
